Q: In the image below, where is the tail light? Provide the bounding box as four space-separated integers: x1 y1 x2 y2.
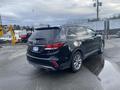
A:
45 42 64 50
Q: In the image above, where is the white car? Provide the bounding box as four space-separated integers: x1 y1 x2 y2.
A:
0 35 12 42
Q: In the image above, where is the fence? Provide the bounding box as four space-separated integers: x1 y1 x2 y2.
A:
67 19 120 35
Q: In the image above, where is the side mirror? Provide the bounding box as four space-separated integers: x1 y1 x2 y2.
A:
94 33 97 36
92 32 97 37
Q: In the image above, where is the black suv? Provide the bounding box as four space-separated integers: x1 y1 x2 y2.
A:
27 26 104 72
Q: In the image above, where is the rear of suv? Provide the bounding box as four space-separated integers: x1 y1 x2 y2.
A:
27 26 104 72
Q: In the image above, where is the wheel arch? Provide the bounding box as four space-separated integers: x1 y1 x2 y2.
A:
70 48 84 72
72 48 84 60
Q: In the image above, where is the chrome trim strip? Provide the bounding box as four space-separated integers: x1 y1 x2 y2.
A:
31 63 56 70
40 65 55 70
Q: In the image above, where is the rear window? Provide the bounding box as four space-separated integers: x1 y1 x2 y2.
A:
29 29 60 43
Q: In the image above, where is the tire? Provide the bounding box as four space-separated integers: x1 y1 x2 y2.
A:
98 41 104 54
70 51 83 72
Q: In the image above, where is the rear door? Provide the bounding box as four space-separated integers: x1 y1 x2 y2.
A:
79 28 95 54
86 28 100 51
66 27 92 54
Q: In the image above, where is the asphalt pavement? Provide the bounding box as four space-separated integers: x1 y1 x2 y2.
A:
99 38 120 90
0 38 120 90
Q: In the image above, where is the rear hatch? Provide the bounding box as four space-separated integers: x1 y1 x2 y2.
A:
27 27 62 55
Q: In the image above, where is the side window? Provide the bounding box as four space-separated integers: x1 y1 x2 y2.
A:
87 29 96 36
67 27 88 37
59 28 66 41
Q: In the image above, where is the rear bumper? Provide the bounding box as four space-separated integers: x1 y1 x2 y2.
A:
29 62 56 70
27 54 70 70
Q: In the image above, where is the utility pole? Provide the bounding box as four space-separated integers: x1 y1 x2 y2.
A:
93 0 102 20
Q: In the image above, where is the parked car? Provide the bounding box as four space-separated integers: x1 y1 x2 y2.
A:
26 26 104 72
0 34 20 43
20 32 32 43
0 35 12 43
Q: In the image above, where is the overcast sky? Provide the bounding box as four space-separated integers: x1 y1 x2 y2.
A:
0 0 120 25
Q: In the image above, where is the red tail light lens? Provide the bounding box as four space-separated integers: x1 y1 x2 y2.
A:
45 42 64 50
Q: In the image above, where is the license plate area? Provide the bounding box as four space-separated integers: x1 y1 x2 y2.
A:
32 46 44 53
33 47 39 52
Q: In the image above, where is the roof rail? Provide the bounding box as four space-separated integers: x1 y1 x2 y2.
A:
35 27 60 30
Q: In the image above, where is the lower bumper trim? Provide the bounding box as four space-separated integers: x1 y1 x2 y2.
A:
29 62 56 70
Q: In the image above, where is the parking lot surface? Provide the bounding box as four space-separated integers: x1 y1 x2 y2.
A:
0 38 120 90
